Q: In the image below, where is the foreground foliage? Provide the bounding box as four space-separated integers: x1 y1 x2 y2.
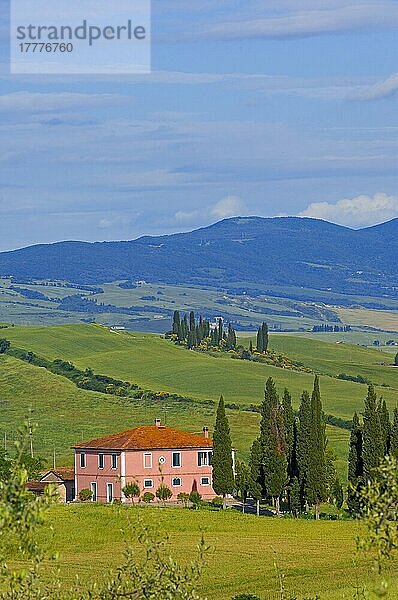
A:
0 425 207 600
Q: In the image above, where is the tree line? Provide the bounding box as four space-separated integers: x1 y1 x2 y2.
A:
213 377 398 520
211 375 339 518
347 384 398 514
312 324 351 332
169 310 237 351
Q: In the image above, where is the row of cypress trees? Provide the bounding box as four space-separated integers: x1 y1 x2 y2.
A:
212 376 332 518
212 378 398 519
249 376 329 518
348 384 398 514
171 310 237 350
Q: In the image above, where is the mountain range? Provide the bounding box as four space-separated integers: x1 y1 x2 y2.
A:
1 217 397 298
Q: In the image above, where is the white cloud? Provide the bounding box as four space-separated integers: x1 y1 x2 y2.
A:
299 192 398 227
353 73 398 101
0 92 125 113
197 3 398 40
174 196 244 227
211 196 243 219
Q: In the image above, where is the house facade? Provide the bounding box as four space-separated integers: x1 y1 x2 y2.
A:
74 419 215 503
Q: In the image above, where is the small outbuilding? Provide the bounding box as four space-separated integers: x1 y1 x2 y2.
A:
26 467 75 502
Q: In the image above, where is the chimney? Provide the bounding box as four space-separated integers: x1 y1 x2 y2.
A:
203 426 209 438
155 418 161 428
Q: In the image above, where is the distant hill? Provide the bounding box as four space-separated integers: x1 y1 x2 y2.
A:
0 216 396 297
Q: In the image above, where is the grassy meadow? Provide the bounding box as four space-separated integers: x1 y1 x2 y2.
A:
1 322 397 598
3 324 397 420
0 352 349 477
0 322 394 478
33 504 397 600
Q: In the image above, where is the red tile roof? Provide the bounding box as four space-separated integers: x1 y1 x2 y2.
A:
41 468 75 482
73 426 213 451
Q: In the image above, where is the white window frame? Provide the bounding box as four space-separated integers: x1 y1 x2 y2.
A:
80 452 86 468
201 476 210 486
106 483 113 503
198 451 213 467
144 453 152 469
111 454 117 470
90 482 97 502
172 477 182 487
144 479 153 488
172 452 181 468
98 453 104 469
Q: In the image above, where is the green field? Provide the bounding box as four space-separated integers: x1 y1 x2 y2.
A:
33 504 397 600
3 324 397 420
1 322 395 478
1 322 397 598
0 352 349 478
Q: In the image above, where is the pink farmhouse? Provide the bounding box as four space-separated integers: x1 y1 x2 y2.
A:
74 419 216 503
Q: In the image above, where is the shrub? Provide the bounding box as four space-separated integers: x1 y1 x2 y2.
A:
211 496 223 509
0 339 10 354
79 488 93 502
122 482 140 504
189 491 202 509
177 492 190 507
142 491 155 503
156 483 172 505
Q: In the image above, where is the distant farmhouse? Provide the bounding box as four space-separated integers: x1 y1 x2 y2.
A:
74 420 216 503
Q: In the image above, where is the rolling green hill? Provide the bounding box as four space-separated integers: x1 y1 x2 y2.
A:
0 353 262 466
2 324 397 420
1 322 396 478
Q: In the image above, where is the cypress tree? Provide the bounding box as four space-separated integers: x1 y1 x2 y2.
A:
260 377 287 514
282 388 295 480
211 327 218 346
297 390 311 510
235 460 251 513
217 318 223 344
212 396 235 509
362 384 383 481
290 419 299 481
307 376 327 519
378 398 391 455
226 323 236 350
249 340 253 354
290 476 300 517
391 407 398 460
249 438 263 516
181 314 188 341
256 326 263 353
189 311 196 333
187 329 196 349
261 322 269 353
347 412 363 515
172 310 180 335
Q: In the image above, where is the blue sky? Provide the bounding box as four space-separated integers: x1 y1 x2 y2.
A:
1 0 398 250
